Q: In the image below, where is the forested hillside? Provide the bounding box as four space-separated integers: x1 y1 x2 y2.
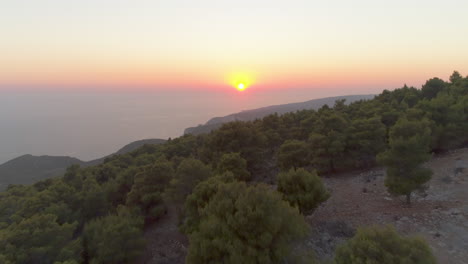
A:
0 155 86 191
184 94 373 135
0 139 166 190
0 72 466 264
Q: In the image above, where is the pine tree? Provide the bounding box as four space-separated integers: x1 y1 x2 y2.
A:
277 168 329 215
378 117 433 204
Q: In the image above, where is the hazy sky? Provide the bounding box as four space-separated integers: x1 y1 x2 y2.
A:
2 0 467 90
0 1 467 163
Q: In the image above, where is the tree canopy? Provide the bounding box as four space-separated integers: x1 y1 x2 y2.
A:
277 140 309 170
166 158 213 210
126 158 174 223
216 152 251 181
378 117 433 204
186 181 309 264
83 207 145 264
277 168 329 215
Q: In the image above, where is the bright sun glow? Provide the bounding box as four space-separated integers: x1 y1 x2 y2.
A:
227 71 255 91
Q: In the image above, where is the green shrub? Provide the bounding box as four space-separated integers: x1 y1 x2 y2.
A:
335 226 436 264
277 168 329 215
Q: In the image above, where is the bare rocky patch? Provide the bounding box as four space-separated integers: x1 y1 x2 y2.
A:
309 148 468 263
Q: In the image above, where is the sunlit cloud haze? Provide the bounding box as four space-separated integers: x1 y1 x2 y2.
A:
2 0 468 92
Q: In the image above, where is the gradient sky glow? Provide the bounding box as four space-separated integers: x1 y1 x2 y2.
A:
2 0 468 91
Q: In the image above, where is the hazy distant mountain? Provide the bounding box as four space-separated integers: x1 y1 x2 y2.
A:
0 138 166 190
85 138 167 166
184 94 374 135
0 155 85 190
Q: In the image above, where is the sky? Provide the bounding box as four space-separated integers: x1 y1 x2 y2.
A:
0 0 467 163
2 0 468 91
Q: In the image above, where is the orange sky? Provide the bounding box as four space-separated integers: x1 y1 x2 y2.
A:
1 0 467 92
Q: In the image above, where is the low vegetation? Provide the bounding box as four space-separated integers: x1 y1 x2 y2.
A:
334 226 436 264
277 168 329 215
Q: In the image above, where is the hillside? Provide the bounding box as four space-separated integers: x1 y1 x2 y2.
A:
0 138 166 190
138 148 468 264
184 94 374 135
307 148 468 263
0 155 85 190
0 73 466 264
85 138 167 166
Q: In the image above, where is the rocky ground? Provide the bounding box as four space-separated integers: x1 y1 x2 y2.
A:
308 148 468 263
140 148 468 263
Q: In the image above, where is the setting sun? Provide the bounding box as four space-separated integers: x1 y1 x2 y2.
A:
227 71 255 92
237 83 246 91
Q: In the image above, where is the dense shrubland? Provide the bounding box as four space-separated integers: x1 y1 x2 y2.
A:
0 72 466 263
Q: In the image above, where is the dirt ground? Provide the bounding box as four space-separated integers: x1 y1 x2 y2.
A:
140 148 468 263
308 148 468 263
137 205 188 264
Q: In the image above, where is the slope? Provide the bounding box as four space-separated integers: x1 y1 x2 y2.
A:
184 94 374 135
0 138 166 190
